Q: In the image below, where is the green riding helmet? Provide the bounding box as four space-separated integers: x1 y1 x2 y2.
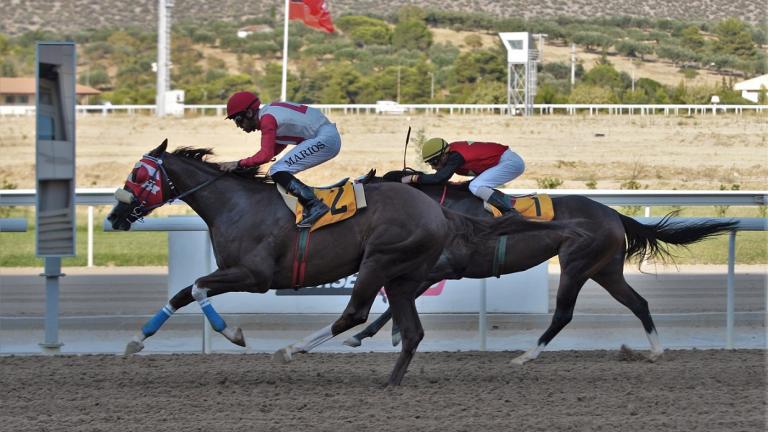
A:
421 137 448 163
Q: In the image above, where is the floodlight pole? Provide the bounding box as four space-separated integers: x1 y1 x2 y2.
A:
156 0 173 116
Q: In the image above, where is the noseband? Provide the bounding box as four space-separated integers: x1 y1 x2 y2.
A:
119 153 225 222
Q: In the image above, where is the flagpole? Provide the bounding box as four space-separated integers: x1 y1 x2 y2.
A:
281 0 289 101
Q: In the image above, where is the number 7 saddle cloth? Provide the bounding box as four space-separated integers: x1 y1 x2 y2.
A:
276 178 367 232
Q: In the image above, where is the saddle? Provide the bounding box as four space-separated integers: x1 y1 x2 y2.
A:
276 178 367 232
485 193 555 221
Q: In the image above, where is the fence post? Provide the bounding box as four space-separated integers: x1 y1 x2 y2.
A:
726 230 736 349
479 279 487 351
87 206 94 267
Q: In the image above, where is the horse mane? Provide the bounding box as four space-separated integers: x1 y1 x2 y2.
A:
172 147 215 161
170 147 272 183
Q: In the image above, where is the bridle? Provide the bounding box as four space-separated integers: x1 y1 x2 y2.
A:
118 153 225 223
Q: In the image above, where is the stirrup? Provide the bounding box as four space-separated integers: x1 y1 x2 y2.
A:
297 201 329 228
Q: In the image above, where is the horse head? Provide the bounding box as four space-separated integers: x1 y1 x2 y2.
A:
107 139 171 231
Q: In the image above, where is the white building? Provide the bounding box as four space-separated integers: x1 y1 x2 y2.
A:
733 74 768 103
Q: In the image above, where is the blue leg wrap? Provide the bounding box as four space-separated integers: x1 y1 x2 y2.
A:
142 305 174 337
200 301 227 332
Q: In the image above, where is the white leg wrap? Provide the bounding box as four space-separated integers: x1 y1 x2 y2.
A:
291 324 334 354
648 330 663 355
511 343 544 365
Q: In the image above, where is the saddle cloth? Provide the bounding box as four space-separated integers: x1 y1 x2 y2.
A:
277 179 367 232
484 194 554 221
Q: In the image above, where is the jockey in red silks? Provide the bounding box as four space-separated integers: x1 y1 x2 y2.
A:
220 91 341 227
401 138 526 214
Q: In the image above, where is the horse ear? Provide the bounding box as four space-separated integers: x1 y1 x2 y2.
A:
150 139 168 157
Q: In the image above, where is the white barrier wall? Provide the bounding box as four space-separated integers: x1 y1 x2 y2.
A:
168 231 548 314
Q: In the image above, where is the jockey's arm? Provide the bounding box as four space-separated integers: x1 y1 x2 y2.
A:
415 152 465 184
238 114 287 167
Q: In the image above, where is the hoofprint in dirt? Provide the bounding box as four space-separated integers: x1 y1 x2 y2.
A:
1 350 764 431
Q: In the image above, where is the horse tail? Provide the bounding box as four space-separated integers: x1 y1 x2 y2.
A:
441 208 575 240
618 213 737 262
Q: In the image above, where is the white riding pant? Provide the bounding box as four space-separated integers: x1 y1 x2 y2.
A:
268 123 341 176
468 149 525 200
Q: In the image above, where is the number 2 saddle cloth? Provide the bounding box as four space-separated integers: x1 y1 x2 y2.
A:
276 177 367 232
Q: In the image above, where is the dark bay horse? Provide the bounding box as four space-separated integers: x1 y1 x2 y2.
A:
282 174 737 364
106 140 570 385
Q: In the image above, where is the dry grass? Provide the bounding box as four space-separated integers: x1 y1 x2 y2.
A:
1 113 766 191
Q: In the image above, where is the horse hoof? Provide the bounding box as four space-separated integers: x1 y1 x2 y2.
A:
391 332 401 347
510 356 529 366
646 351 664 363
273 347 293 364
343 336 361 348
223 327 246 347
125 340 144 355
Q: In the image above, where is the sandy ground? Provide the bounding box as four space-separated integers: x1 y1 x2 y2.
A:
0 350 764 431
0 113 766 191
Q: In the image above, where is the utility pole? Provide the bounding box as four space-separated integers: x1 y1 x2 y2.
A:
428 71 434 100
156 0 173 117
397 66 401 103
570 43 576 87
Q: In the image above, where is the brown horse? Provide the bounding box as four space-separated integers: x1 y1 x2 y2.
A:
106 141 571 385
281 173 737 363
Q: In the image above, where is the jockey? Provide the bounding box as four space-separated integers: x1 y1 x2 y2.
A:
219 91 341 228
402 138 525 214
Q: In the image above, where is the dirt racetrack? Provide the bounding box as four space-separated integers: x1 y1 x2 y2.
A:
1 349 764 431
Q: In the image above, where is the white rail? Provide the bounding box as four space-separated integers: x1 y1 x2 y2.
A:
1 103 767 117
2 188 765 207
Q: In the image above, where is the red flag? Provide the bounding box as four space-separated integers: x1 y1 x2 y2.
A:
289 0 335 33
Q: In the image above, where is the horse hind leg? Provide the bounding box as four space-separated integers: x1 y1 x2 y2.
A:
384 278 425 386
343 308 392 347
591 268 663 361
274 265 384 363
511 271 588 365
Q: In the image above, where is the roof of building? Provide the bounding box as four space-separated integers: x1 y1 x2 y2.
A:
0 77 101 95
733 74 768 91
237 24 274 33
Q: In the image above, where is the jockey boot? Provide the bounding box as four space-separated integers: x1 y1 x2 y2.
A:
486 189 519 216
286 178 330 228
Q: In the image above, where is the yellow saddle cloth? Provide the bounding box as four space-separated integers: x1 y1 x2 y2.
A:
277 179 367 232
484 194 554 221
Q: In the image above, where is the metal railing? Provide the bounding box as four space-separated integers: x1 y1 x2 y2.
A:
2 189 766 267
2 103 766 117
0 218 27 232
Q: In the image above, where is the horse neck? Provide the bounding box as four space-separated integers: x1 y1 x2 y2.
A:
163 155 267 225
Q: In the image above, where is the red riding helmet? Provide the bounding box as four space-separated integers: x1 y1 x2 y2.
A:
226 91 260 119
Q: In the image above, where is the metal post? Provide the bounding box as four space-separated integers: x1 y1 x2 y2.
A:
280 0 289 101
202 233 213 354
479 279 487 351
87 206 94 267
40 257 64 352
725 230 736 349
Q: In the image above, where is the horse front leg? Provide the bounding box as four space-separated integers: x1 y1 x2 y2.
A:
191 266 266 348
125 284 194 354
